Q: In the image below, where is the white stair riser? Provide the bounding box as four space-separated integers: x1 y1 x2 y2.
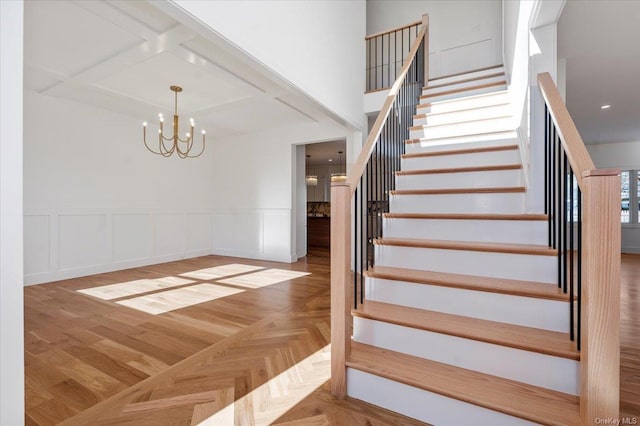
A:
374 245 557 283
396 169 523 190
347 369 537 426
418 91 509 115
353 318 579 395
422 75 506 96
410 116 515 140
402 148 520 170
390 192 525 214
414 103 512 126
428 66 506 87
404 132 518 154
383 217 547 244
420 84 507 104
365 278 568 332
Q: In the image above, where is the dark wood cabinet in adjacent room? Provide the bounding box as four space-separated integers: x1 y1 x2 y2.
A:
307 217 330 248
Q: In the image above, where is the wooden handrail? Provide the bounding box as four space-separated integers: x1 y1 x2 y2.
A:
364 19 421 40
347 16 428 192
537 72 595 188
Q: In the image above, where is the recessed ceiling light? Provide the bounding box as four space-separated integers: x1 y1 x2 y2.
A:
328 159 333 162
600 104 611 110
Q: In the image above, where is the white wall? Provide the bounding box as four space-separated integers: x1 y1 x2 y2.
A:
23 90 218 285
171 0 366 131
207 120 353 262
587 141 640 253
0 0 25 422
367 0 503 78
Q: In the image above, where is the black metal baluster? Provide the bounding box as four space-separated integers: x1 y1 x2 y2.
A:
545 106 549 216
562 152 567 294
551 124 556 249
577 187 582 350
569 168 575 341
375 37 378 90
354 186 358 309
360 175 365 305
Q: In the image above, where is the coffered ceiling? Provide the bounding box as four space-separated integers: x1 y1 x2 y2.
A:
24 0 329 139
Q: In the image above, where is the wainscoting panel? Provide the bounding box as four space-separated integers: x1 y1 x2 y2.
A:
236 212 263 253
154 213 187 257
112 214 153 262
187 213 213 253
211 213 236 251
263 210 291 256
58 214 109 271
211 209 294 263
24 215 50 276
24 208 295 285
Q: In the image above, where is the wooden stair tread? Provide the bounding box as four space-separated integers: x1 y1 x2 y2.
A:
384 212 547 220
402 144 518 158
414 101 510 120
352 301 579 360
427 64 504 82
374 237 558 256
347 342 580 426
390 186 525 195
365 265 570 301
405 129 516 144
410 114 512 131
420 80 507 100
425 72 505 90
417 89 508 110
396 164 521 176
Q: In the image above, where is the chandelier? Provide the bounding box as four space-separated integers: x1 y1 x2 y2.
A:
305 155 318 186
142 85 206 158
330 151 347 182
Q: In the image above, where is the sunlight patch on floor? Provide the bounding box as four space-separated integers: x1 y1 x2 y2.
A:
77 276 195 300
217 269 311 289
116 283 245 315
195 344 331 426
179 264 265 280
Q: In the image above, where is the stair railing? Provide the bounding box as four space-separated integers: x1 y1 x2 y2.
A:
330 14 428 398
537 72 620 423
366 19 422 92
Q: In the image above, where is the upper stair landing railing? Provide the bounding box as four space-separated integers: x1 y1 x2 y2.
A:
330 14 428 399
366 19 422 92
537 72 620 424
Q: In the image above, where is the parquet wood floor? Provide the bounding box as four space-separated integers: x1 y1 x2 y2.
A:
24 252 640 425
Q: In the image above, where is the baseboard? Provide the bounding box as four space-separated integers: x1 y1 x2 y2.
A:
24 250 211 286
210 248 295 264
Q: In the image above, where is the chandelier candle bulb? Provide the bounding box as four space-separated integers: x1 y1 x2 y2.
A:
142 85 206 159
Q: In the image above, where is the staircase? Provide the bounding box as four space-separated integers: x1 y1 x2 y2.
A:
343 65 583 425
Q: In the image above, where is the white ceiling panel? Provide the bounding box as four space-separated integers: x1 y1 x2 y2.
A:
106 0 178 34
24 65 63 93
24 0 142 77
181 37 282 94
95 51 260 112
199 96 316 134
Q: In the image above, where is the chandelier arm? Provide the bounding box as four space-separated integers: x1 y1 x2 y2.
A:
159 134 176 156
186 137 206 158
143 128 163 155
